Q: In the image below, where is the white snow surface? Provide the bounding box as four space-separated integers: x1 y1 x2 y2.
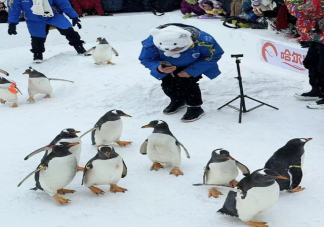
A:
0 11 323 227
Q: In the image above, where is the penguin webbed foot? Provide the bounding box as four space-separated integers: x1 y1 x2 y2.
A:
208 188 223 198
77 166 85 172
169 167 183 177
229 180 239 186
110 184 127 193
27 97 35 102
53 195 70 204
150 162 164 171
246 221 268 227
116 141 132 147
0 99 6 104
11 103 18 108
57 189 75 194
43 94 51 98
89 186 105 195
288 186 305 193
107 61 116 65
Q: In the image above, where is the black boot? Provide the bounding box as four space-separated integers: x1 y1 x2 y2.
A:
181 106 205 122
74 45 86 55
307 98 324 109
294 87 321 101
33 52 43 63
163 102 186 115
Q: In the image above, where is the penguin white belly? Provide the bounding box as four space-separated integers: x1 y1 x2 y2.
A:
93 45 112 63
147 133 181 167
28 78 53 96
301 153 305 167
84 156 123 187
59 138 82 164
236 182 280 222
39 155 77 197
95 120 123 145
206 161 239 184
0 87 18 103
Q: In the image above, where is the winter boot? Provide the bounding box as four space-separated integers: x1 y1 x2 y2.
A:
294 87 321 101
74 45 86 55
163 102 186 115
181 106 205 122
306 98 324 109
33 52 43 64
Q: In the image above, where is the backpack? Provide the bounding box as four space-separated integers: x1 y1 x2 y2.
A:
230 0 242 16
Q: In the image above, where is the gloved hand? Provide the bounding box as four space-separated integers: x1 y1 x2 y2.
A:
182 13 192 19
101 13 113 16
71 17 82 29
8 23 18 35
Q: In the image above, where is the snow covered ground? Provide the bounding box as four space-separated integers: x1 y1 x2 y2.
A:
0 11 323 227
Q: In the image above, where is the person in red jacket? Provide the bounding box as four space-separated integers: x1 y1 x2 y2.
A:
69 0 110 16
286 0 324 108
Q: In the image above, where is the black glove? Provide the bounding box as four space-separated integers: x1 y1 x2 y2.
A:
8 23 18 35
71 17 82 29
101 13 113 16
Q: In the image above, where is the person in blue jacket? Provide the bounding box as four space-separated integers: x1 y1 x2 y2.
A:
7 0 86 63
139 23 224 122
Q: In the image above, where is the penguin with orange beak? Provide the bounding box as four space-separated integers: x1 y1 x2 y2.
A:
24 128 84 172
18 142 79 204
0 77 21 108
203 149 250 198
264 138 313 193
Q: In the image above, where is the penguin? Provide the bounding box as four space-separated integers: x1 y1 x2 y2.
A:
24 128 84 172
0 77 20 108
89 109 132 146
264 138 312 193
84 37 119 65
23 67 74 102
0 69 9 76
18 142 79 204
217 168 289 227
140 120 190 176
204 149 250 198
82 145 127 195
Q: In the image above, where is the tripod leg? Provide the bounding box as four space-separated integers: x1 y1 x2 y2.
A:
245 96 279 110
218 96 240 110
239 95 243 123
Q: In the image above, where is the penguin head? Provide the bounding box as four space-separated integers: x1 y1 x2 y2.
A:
53 142 80 152
255 168 289 180
141 120 168 129
22 67 34 75
210 149 234 162
107 109 131 117
286 138 312 147
0 77 11 84
61 128 81 136
97 37 109 44
97 145 116 159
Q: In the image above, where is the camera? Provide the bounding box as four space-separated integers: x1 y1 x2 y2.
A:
231 54 244 58
159 61 173 68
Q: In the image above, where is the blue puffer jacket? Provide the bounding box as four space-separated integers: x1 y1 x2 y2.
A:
139 26 224 80
8 0 78 38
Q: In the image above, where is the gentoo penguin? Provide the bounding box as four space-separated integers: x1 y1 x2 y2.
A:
89 109 132 146
23 67 73 102
140 120 190 176
264 138 312 193
204 149 250 198
218 168 288 227
82 145 127 195
18 142 79 204
84 37 119 65
24 128 84 172
0 77 20 108
0 69 9 76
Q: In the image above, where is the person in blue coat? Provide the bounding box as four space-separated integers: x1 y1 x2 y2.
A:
7 0 86 63
139 23 224 122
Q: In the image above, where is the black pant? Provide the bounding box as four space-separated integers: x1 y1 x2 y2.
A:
303 42 324 94
30 25 84 54
161 67 203 106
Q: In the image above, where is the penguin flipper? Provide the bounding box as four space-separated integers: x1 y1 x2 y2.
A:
84 47 96 56
91 129 96 145
112 47 119 56
17 165 46 187
140 139 148 155
217 191 239 217
203 167 209 184
288 164 303 190
176 141 190 158
24 146 50 160
235 160 250 176
82 163 93 185
122 160 127 178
